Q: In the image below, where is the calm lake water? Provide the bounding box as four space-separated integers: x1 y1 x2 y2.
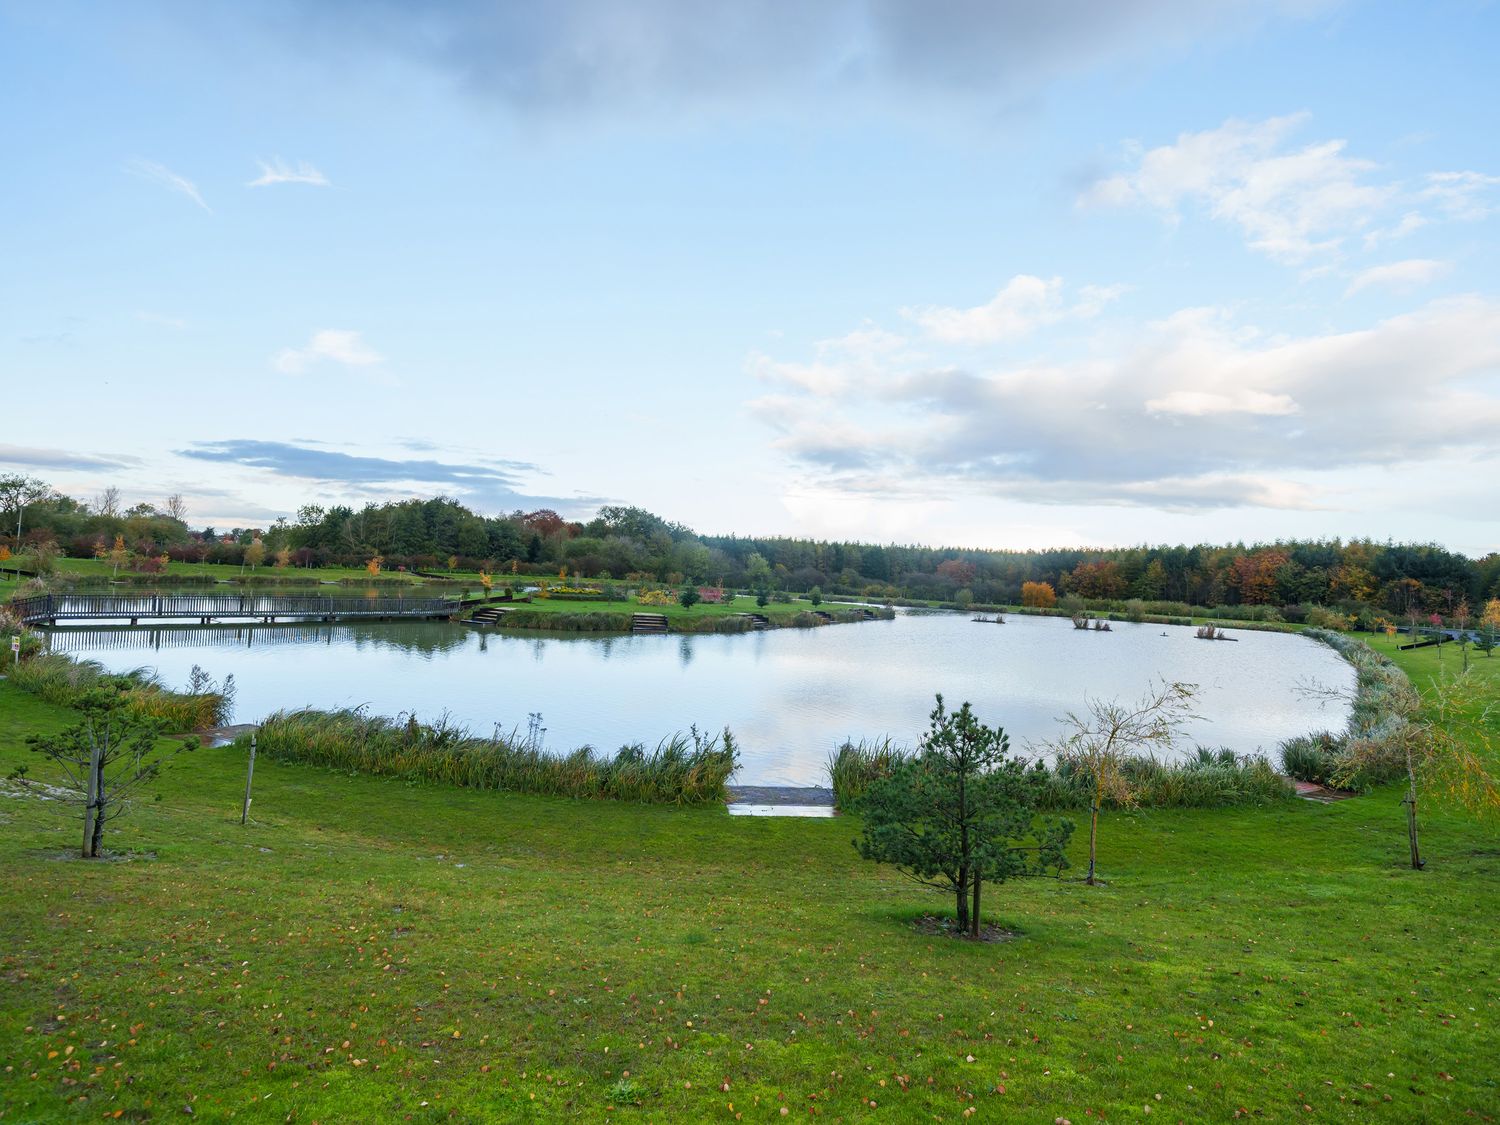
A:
47 612 1354 785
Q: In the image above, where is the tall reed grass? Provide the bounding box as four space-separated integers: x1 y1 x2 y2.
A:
8 652 231 729
244 708 739 803
498 611 633 632
826 735 1291 811
1032 750 1293 810
826 737 912 808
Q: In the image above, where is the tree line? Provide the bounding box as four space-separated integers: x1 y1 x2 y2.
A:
3 475 1497 618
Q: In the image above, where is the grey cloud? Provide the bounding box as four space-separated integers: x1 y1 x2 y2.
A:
225 0 1317 118
175 440 600 515
178 439 537 485
0 445 141 472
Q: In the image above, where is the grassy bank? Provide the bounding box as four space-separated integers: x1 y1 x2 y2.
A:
0 643 1496 1121
481 595 894 633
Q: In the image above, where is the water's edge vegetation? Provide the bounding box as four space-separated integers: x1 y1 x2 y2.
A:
5 651 231 732
827 736 1295 812
238 708 739 804
1278 628 1418 790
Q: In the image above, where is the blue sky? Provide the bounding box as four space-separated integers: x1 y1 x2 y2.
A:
3 1 1498 554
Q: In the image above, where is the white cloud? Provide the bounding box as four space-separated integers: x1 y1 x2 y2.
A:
125 158 210 212
1344 258 1450 296
1362 211 1428 249
273 330 384 374
902 275 1122 344
1419 170 1500 220
749 322 914 395
1083 115 1497 266
248 157 331 188
1145 388 1300 417
748 293 1500 512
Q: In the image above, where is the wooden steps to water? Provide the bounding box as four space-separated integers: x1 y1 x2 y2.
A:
631 613 669 634
467 605 512 625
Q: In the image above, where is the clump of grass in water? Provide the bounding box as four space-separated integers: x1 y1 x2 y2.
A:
243 708 739 804
827 736 911 810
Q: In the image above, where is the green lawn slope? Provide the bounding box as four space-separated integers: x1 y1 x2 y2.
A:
0 641 1495 1122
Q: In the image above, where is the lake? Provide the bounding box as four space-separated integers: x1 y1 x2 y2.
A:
46 611 1355 786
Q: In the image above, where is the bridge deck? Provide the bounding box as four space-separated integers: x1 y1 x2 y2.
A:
11 593 459 626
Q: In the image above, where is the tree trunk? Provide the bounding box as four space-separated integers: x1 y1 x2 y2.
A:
90 794 106 856
90 750 107 857
955 867 969 933
971 875 981 937
1085 803 1099 885
82 739 103 859
1404 786 1424 870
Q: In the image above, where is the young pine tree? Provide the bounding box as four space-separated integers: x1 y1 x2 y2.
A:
855 695 1072 936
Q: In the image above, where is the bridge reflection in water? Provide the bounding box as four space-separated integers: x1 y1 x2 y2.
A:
43 620 475 658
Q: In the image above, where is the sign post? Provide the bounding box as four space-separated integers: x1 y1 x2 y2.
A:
241 733 257 826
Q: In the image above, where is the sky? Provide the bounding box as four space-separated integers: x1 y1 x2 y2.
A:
2 1 1498 555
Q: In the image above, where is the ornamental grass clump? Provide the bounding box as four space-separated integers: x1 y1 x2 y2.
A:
244 708 738 804
1278 731 1343 786
826 736 912 810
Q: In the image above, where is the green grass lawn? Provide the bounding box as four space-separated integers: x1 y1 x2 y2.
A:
0 646 1496 1122
1369 630 1500 696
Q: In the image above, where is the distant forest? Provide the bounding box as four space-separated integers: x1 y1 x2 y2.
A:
4 481 1498 621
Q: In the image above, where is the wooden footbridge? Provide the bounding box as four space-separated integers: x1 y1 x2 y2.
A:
10 593 460 627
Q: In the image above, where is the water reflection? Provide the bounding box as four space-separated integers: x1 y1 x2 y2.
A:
50 612 1355 786
46 620 472 657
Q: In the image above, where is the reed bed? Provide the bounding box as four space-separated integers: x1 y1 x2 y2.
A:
1032 749 1293 810
7 652 230 729
670 616 754 634
827 736 1291 811
243 708 739 803
498 611 634 632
